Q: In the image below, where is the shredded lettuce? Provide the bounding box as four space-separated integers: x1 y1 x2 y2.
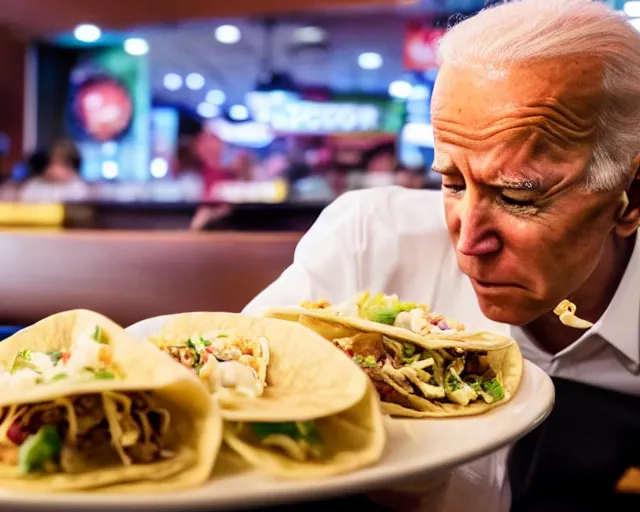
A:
17 350 31 360
358 292 420 325
46 350 63 365
482 378 505 401
93 371 115 380
91 326 109 345
250 421 320 444
18 425 62 474
249 421 323 461
446 372 462 391
353 355 378 368
367 308 397 325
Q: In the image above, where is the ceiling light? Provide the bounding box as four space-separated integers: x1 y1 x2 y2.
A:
197 102 219 119
229 104 250 121
388 80 413 99
150 157 169 179
206 89 226 105
163 73 183 91
293 26 326 44
101 160 119 180
74 24 101 43
358 52 383 70
186 73 205 91
124 38 149 56
409 84 430 100
215 25 241 44
624 1 640 17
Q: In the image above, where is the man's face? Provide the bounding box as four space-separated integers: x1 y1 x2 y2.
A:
431 58 625 325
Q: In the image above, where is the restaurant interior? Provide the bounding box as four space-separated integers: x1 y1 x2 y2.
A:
0 0 638 505
0 0 489 330
0 0 632 324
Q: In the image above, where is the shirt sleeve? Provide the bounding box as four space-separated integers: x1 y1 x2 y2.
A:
242 190 397 315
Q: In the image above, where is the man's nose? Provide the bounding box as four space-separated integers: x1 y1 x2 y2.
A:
456 194 502 256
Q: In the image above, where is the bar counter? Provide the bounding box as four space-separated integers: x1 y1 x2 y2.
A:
0 229 301 327
63 201 330 231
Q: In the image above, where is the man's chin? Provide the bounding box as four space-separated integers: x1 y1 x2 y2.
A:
475 295 545 326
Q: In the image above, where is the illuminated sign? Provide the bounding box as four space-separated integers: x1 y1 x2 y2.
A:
208 118 275 148
210 179 288 204
245 92 383 134
269 101 381 134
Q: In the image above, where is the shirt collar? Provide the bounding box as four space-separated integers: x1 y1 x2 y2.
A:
587 234 640 364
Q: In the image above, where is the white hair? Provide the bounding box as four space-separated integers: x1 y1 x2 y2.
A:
438 0 640 192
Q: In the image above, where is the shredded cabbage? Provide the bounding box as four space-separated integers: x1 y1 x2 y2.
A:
101 394 133 466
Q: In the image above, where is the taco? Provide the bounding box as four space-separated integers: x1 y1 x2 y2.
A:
0 310 221 493
223 382 385 479
268 291 514 347
264 292 523 418
133 312 386 477
146 327 269 401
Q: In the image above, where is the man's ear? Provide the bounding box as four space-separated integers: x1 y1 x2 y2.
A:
614 154 640 237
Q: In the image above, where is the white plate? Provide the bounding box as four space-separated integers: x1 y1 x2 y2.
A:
0 316 554 511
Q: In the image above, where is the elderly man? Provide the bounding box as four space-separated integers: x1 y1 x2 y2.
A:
244 0 640 510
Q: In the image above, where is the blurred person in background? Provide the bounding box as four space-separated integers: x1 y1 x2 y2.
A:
363 141 397 174
285 137 336 202
396 164 427 189
229 149 257 182
253 138 291 182
244 1 640 511
20 139 90 202
193 127 235 196
360 141 425 189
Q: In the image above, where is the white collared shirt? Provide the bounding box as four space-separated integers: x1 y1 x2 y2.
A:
243 185 640 512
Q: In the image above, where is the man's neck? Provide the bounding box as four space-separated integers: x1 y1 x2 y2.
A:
524 233 636 355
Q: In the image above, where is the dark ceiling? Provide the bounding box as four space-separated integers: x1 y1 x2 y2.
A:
0 0 488 39
0 0 417 38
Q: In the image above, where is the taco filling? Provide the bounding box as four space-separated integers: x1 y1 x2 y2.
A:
302 291 466 336
232 421 323 462
149 332 269 398
0 326 177 475
0 325 121 390
332 332 505 409
0 392 174 475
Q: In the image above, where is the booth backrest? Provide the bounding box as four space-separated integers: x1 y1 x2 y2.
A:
0 230 301 327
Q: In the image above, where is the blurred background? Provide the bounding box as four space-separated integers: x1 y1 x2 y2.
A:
0 0 498 229
0 0 632 326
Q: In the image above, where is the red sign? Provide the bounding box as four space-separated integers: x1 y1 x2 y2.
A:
74 78 133 142
404 23 446 71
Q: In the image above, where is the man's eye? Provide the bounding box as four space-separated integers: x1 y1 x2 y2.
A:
499 194 536 207
443 183 465 193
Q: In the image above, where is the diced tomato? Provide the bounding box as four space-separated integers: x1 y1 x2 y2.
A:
60 352 71 364
98 346 113 365
6 420 28 445
205 346 213 354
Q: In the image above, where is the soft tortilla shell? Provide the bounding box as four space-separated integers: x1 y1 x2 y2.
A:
0 310 222 493
223 383 385 478
264 306 516 351
153 312 370 422
265 308 524 418
381 342 523 418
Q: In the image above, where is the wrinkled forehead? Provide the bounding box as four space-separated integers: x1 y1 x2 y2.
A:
431 56 606 140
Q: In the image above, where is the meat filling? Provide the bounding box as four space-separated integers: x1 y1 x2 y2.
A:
0 392 172 474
